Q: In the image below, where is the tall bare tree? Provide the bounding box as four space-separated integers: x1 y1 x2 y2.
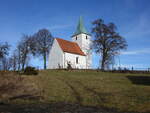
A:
92 19 127 70
9 50 18 71
32 29 53 69
16 35 31 71
0 42 10 59
1 57 12 71
0 42 10 70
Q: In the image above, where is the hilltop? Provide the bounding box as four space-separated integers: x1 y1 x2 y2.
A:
0 70 150 113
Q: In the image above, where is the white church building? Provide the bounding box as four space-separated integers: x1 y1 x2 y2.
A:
48 17 92 69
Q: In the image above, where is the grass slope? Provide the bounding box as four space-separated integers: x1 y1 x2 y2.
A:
0 70 150 113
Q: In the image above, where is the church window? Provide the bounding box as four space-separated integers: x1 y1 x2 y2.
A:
86 36 88 39
76 37 77 40
76 57 79 64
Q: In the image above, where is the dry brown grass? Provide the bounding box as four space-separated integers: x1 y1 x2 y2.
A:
0 71 41 103
0 70 150 113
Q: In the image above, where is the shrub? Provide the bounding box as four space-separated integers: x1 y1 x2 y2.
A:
24 66 38 75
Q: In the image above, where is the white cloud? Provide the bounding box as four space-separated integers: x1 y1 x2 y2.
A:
121 48 150 55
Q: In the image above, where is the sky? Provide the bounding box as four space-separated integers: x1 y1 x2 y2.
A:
0 0 150 69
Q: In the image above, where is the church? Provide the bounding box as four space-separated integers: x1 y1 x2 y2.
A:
48 17 92 69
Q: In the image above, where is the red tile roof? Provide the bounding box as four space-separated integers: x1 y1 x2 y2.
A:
56 38 85 56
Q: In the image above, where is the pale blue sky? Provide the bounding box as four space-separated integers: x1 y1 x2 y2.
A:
0 0 150 69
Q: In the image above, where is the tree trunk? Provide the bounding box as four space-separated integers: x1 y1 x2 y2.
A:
101 54 105 71
101 48 106 71
43 53 46 70
22 54 27 71
22 62 25 71
18 63 20 71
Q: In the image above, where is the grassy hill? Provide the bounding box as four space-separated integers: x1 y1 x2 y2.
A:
0 70 150 113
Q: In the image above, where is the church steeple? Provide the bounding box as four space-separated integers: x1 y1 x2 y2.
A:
73 16 90 36
71 16 92 69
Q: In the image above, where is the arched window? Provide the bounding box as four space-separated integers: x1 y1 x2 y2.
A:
86 36 88 39
76 57 79 64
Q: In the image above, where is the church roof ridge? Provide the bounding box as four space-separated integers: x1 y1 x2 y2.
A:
55 38 85 56
55 37 77 44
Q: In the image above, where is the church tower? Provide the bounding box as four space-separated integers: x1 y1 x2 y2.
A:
72 16 92 69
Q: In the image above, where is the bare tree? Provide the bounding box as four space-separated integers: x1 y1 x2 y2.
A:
0 42 10 70
16 35 31 71
92 19 127 70
0 42 10 59
9 50 18 71
32 29 53 69
1 57 12 71
16 46 21 71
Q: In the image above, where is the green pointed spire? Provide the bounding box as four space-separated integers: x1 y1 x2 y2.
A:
73 16 90 36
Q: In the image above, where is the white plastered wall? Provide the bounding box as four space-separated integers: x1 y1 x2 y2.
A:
64 52 86 69
48 39 64 69
72 33 92 69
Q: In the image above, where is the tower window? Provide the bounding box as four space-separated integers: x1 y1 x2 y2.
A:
86 36 88 39
76 36 77 40
76 57 79 64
